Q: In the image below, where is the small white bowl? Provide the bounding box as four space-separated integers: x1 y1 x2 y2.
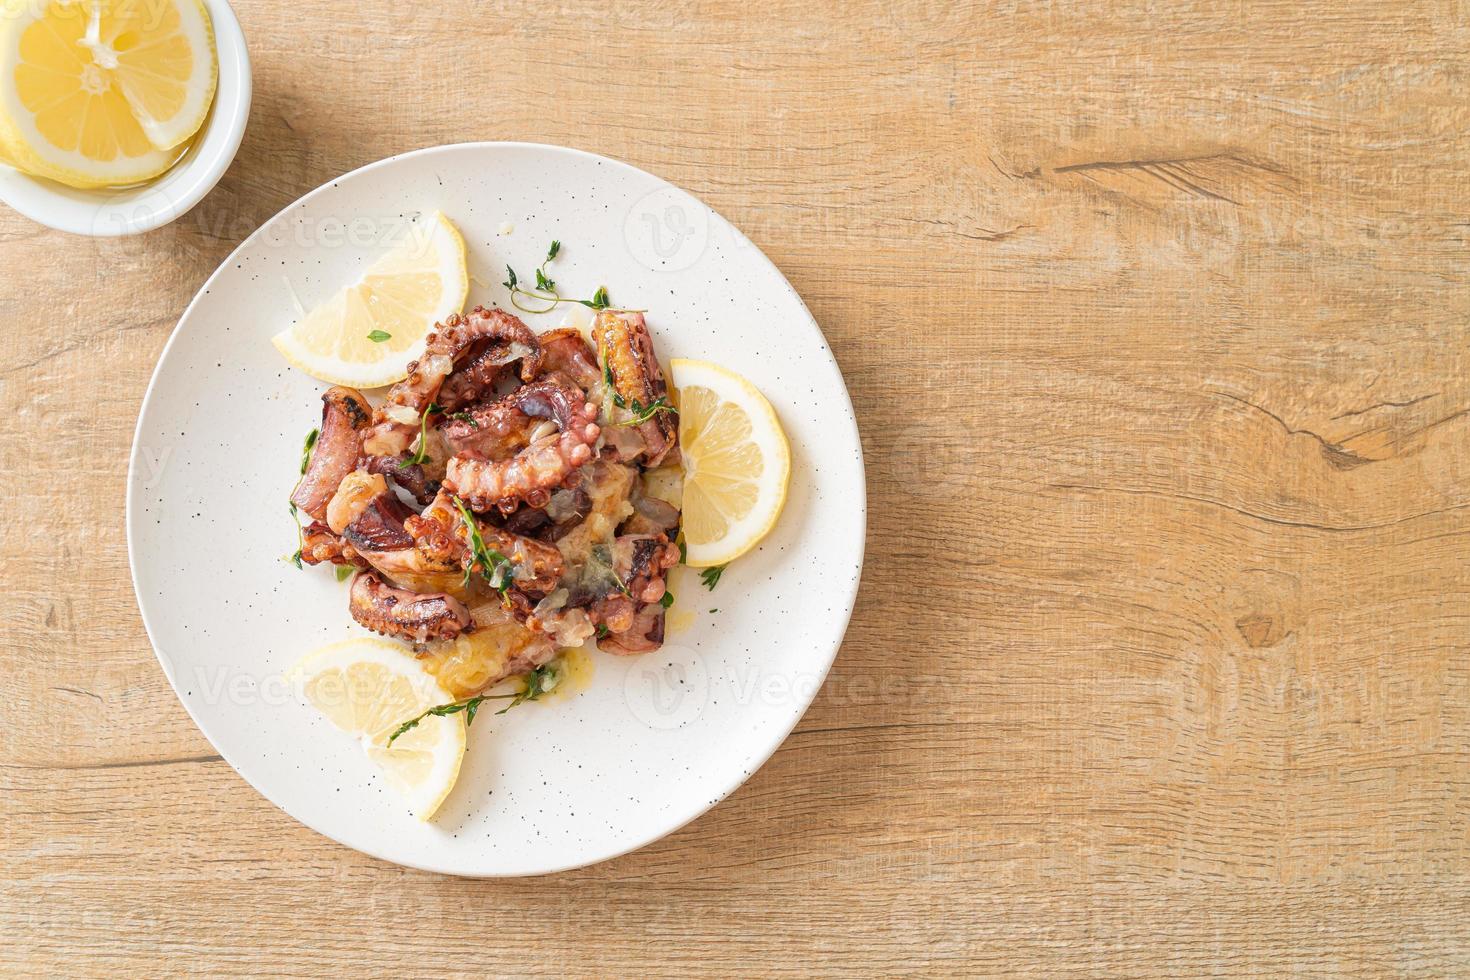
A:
0 0 250 237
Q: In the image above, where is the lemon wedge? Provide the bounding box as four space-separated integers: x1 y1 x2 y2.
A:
272 211 469 388
0 0 217 188
287 637 466 820
669 358 791 567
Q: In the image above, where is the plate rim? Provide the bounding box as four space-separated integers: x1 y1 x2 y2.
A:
125 140 867 876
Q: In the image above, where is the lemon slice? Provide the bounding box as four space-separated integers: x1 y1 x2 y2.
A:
0 0 217 188
670 358 791 567
272 211 469 388
287 637 466 820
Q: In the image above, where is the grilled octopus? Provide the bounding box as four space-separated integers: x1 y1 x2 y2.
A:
593 310 677 467
442 376 601 514
291 302 684 684
362 306 542 457
291 386 372 521
348 571 472 643
535 327 602 391
406 491 566 595
578 533 681 654
326 474 452 600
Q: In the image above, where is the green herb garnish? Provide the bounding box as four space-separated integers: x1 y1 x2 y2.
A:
448 411 479 428
335 565 355 582
299 427 319 475
387 663 559 745
399 402 442 467
601 358 627 410
595 623 610 639
659 590 675 609
598 342 676 428
591 543 631 597
366 330 391 343
504 240 622 314
614 395 678 427
699 564 728 590
286 427 319 568
451 495 514 594
677 538 688 564
287 501 304 569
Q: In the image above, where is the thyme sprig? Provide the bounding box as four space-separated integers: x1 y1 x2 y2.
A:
287 502 304 569
286 427 319 568
699 564 728 590
386 663 559 745
452 495 514 595
399 403 442 467
503 241 616 315
298 427 319 475
602 359 624 409
599 349 677 425
615 395 677 427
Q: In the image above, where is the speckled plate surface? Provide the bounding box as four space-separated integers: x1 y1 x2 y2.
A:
126 142 865 876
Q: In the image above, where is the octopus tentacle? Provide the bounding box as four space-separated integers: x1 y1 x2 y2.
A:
599 603 666 655
439 376 594 460
364 453 439 505
299 522 366 567
340 489 416 554
535 327 601 391
349 571 472 643
437 330 541 411
291 386 371 521
363 307 541 456
510 376 595 432
327 473 462 592
592 310 677 466
443 379 601 514
439 399 532 460
576 533 678 655
446 430 596 515
405 492 566 594
618 534 682 606
483 525 565 594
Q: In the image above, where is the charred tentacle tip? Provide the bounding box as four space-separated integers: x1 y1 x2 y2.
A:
348 571 472 643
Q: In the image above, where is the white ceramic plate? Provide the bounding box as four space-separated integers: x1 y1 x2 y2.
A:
126 142 865 876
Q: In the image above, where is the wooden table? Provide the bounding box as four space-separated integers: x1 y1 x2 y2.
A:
4 1 1468 974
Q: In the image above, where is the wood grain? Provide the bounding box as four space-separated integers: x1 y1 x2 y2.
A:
3 0 1468 975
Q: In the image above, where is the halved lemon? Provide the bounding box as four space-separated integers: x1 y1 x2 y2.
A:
670 358 791 567
272 211 469 388
0 0 217 188
287 637 466 820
